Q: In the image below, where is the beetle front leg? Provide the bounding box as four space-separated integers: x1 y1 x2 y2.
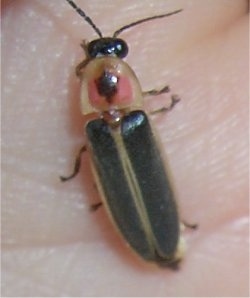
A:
143 85 170 97
60 145 87 182
75 59 89 77
75 40 90 77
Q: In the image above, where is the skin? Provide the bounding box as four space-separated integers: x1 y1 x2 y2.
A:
2 0 249 296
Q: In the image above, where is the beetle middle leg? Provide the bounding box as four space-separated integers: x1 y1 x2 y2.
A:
60 145 87 182
60 145 104 211
150 94 181 115
143 85 181 115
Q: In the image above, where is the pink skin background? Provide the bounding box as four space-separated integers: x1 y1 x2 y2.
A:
2 0 249 296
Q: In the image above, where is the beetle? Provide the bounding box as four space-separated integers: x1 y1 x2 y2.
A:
61 0 190 268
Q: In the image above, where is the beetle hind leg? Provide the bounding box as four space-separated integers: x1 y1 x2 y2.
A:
182 221 198 230
89 202 103 212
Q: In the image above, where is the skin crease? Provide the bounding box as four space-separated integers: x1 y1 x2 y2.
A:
2 0 249 296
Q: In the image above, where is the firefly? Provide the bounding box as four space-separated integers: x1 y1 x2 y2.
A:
61 0 190 268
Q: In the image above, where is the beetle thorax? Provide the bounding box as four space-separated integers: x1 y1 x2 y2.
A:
80 56 143 115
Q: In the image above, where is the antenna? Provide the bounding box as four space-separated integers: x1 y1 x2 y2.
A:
65 0 103 38
66 0 182 39
113 9 182 37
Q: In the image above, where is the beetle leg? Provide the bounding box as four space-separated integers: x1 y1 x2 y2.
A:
150 94 181 115
142 85 170 97
89 202 103 212
60 145 87 182
182 221 198 230
75 59 90 77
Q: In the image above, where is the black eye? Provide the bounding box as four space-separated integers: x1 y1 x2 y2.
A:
113 39 128 58
87 38 128 58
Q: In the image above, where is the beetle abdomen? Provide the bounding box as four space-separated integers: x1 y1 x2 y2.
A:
86 110 180 265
